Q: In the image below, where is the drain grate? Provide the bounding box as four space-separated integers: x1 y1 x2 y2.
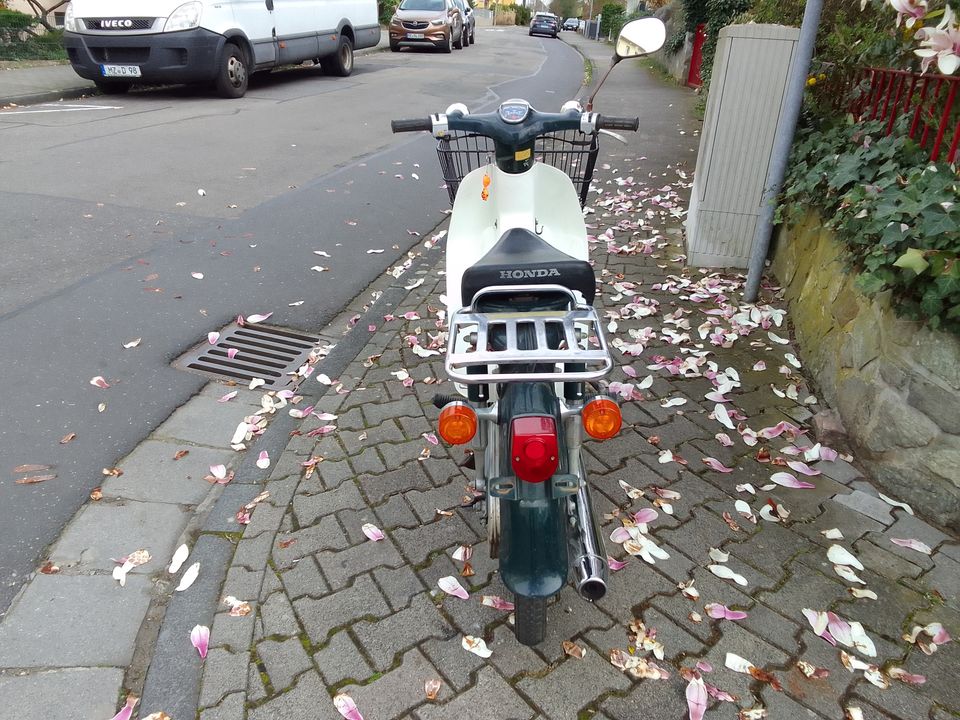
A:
175 323 321 388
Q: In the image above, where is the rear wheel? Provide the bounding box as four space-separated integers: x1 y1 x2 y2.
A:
453 26 464 49
94 81 130 95
322 35 354 76
514 595 547 646
470 28 475 43
390 42 400 51
214 43 248 98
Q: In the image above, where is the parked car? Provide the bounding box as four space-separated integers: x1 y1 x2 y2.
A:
390 0 465 53
529 12 559 38
453 0 475 45
562 17 579 31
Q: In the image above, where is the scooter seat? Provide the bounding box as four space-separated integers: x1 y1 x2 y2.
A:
461 228 596 307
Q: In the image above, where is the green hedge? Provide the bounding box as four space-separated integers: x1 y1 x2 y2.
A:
0 8 67 61
781 119 960 334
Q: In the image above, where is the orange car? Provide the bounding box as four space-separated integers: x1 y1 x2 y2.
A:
390 0 467 53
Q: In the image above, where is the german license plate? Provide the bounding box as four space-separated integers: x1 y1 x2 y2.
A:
407 32 424 39
101 64 141 78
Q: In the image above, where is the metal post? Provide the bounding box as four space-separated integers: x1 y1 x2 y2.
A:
743 0 824 302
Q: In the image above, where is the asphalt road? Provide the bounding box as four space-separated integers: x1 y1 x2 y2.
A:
0 28 586 616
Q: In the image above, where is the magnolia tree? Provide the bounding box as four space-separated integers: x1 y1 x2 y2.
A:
884 0 960 73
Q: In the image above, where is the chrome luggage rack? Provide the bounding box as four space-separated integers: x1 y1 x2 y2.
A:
445 285 614 384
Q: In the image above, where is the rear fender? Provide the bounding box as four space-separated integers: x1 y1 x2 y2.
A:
497 382 568 598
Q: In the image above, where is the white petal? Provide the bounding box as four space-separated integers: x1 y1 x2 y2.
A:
168 543 190 574
462 635 492 658
176 562 200 592
827 545 864 570
709 564 748 586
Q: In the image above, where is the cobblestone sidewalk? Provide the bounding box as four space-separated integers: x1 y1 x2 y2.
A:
190 51 959 720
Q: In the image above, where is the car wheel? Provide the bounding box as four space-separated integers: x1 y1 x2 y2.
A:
94 81 130 95
214 43 248 99
463 27 470 47
470 30 475 43
322 34 354 76
453 26 463 49
442 30 453 53
390 42 400 52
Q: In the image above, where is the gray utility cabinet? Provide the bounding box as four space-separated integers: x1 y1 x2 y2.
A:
686 24 800 268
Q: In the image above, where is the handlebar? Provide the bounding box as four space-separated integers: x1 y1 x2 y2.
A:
597 115 640 132
391 118 433 133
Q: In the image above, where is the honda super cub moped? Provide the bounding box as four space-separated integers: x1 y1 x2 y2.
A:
391 18 667 645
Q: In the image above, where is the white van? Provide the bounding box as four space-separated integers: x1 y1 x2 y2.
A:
62 0 380 97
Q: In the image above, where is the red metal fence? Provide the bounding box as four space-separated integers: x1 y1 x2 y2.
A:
851 67 960 165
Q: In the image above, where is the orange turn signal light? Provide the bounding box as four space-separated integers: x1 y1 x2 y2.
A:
582 396 622 440
438 402 477 445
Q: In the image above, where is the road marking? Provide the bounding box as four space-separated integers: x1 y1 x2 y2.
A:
1 103 124 115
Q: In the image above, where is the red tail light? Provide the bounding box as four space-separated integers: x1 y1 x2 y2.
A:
511 416 559 483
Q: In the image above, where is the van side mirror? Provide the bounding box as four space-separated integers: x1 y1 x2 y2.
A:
615 18 666 58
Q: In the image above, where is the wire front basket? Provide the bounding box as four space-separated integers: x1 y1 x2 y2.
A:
436 130 599 207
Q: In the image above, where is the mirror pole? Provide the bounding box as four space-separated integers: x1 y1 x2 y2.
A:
585 56 621 112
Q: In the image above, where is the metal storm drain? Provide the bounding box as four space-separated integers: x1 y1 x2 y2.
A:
175 323 321 388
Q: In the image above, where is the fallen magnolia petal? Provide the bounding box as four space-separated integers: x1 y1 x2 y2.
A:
168 543 189 574
562 640 586 659
424 678 442 701
786 460 821 476
739 707 769 719
703 457 734 473
734 499 757 524
141 713 172 720
110 695 139 720
333 693 364 720
827 545 864 570
190 624 210 659
176 562 200 592
480 595 515 611
848 587 878 600
769 472 815 489
724 652 755 674
709 564 748 586
887 667 926 685
209 464 227 481
223 596 253 617
877 492 914 515
708 547 729 563
122 337 142 349
609 649 671 680
796 660 830 679
618 479 644 500
705 603 748 620
462 635 492 658
632 507 658 525
361 523 385 542
438 576 469 600
716 432 734 447
218 390 238 403
256 451 270 469
90 375 110 389
686 675 708 720
890 537 933 555
713 403 735 430
245 312 273 324
696 660 713 673
679 579 700 600
820 528 844 540
834 565 866 585
452 544 472 562
607 556 628 571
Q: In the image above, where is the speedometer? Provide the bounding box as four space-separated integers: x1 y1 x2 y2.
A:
499 99 530 124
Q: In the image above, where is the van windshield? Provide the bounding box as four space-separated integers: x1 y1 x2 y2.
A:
399 0 445 10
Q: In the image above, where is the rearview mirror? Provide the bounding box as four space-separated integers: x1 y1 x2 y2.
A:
615 18 666 58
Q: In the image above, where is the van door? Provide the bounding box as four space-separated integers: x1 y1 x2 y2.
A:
273 0 322 63
231 0 277 65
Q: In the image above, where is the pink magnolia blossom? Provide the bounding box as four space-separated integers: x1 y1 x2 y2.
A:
915 5 960 74
890 0 928 28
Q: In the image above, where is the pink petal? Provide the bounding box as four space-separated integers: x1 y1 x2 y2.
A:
227 348 238 359
696 661 713 673
218 391 238 403
890 538 933 555
705 603 748 621
333 693 365 720
402 312 421 320
786 460 821 476
705 683 736 702
623 365 638 378
361 523 385 542
607 556 628 571
610 527 632 543
110 696 138 720
703 457 734 473
715 433 734 447
752 360 766 371
685 676 708 720
90 375 110 389
256 451 270 469
481 595 515 611
770 472 815 489
190 624 210 659
209 464 227 480
438 576 470 600
757 421 800 439
931 626 952 644
422 432 439 446
888 667 926 685
245 312 273 324
632 508 659 524
819 446 839 462
207 332 220 345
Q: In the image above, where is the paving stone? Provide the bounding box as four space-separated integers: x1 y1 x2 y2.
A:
273 515 349 569
313 629 374 686
756 555 847 619
700 622 790 705
316 536 405 589
222 565 264 601
260 591 301 638
852 677 936 720
294 573 391 644
0 667 124 720
353 592 454 670
341 648 445 720
257 637 312 691
657 507 743 564
636 413 712 449
638 605 708 659
248 662 267 703
259 569 283 600
374 564 427 611
904 630 960 712
780 633 861 718
600 676 689 720
335 507 383 545
199 691 246 720
759 685 830 719
47 500 188 573
851 538 925 581
392 512 478 565
280 555 329 599
199 647 250 709
0 575 152 666
422 456 467 486
383 439 439 471
517 650 632 720
244 501 287 539
317 459 355 489
881 513 949 567
420 634 486 691
938 542 960 563
293 481 366 525
735 600 801 655
793 499 887 548
834 490 895 525
211 608 256 652
596 552 676 619
484 624 549 679
397 414 434 440
816 458 864 484
362 396 425 426
375 494 419 529
359 463 432 503
351 447 387 475
417 666 535 720
917 554 960 612
763 474 852 523
233 532 273 570
155 394 262 448
532 586 618 663
726 521 811 582
404 481 470 524
100 439 231 504
584 429 655 472
247 670 341 720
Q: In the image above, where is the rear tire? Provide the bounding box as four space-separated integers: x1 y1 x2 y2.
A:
94 81 130 95
390 42 400 52
470 29 475 43
453 27 463 49
214 43 248 98
322 35 354 76
514 595 547 646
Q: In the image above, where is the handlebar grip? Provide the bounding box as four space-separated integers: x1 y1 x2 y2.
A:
597 115 640 132
391 118 433 133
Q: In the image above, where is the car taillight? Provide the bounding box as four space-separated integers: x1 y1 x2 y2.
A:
582 396 622 440
511 416 559 483
438 402 477 445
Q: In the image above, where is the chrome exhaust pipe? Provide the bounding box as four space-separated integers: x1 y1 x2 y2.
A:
573 480 608 601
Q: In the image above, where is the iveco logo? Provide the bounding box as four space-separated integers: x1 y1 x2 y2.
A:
500 268 561 279
102 19 134 27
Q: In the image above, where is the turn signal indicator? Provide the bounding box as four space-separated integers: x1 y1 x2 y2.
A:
438 402 477 445
582 396 622 440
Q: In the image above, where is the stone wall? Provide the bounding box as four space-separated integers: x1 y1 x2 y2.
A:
651 2 693 85
772 211 960 531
